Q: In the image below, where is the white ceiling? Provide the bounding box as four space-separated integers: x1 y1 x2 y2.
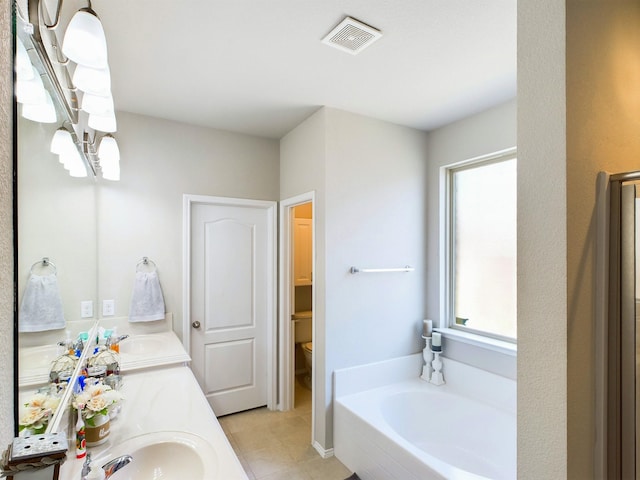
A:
93 0 516 139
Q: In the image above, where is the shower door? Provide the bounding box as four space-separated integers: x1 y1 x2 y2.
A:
608 176 640 479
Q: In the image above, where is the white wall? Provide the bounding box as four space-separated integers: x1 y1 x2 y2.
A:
281 107 429 450
17 119 97 338
96 112 280 337
426 99 517 379
518 1 567 477
324 109 428 448
280 108 329 448
17 113 280 343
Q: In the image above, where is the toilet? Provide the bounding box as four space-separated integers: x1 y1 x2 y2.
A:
301 341 313 382
293 311 313 389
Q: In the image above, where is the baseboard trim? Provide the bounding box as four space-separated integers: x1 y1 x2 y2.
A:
313 441 334 459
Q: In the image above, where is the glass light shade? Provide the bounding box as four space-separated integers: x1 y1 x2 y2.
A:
82 92 114 115
73 64 111 96
102 160 120 181
21 90 57 123
16 38 34 80
98 135 119 161
69 161 88 177
62 8 108 69
50 128 74 155
98 135 120 181
65 146 87 177
16 66 47 104
59 143 77 170
88 112 117 132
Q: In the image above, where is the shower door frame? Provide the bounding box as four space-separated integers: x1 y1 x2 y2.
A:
606 171 640 479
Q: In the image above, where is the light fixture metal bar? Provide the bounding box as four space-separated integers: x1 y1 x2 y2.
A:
22 0 98 178
25 0 78 124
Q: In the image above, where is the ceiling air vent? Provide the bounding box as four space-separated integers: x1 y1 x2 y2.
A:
321 17 382 55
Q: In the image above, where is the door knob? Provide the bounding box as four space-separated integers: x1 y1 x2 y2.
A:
192 321 201 329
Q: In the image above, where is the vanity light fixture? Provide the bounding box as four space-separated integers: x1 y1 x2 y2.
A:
98 134 120 181
18 0 121 179
15 56 58 123
61 3 108 69
21 89 57 123
16 65 47 104
72 64 111 96
15 37 34 81
50 127 72 155
88 111 117 133
81 92 115 116
50 126 87 177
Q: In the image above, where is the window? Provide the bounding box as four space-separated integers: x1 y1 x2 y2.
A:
445 151 517 341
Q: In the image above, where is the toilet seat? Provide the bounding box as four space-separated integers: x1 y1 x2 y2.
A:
302 342 313 353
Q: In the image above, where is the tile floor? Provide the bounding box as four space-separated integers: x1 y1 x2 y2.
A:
219 377 353 480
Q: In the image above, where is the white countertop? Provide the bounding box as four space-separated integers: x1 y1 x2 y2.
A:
59 365 249 480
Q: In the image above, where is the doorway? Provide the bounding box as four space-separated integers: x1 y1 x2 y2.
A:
279 192 315 420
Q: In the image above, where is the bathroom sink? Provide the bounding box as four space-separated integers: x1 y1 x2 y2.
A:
117 334 168 356
116 332 191 372
98 431 219 479
19 344 63 372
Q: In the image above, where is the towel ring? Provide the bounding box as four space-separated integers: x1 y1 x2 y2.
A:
136 256 157 273
30 257 57 275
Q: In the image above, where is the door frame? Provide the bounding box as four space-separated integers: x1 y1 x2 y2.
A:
278 191 315 414
182 194 278 410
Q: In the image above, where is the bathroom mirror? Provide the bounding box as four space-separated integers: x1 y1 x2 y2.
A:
16 0 99 431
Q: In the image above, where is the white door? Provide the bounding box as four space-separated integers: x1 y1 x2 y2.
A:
185 195 276 416
293 218 313 286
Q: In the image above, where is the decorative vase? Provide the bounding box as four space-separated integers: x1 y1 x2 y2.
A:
85 413 110 446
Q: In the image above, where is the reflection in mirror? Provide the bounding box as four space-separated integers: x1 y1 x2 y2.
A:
17 111 97 419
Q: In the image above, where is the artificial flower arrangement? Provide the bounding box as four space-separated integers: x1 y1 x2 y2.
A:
19 392 61 435
72 378 124 425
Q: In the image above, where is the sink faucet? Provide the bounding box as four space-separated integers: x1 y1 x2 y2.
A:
81 453 133 480
106 334 129 348
103 455 133 479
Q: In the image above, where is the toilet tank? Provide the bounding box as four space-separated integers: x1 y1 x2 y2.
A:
293 311 312 343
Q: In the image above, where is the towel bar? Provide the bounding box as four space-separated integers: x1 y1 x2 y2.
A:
350 266 414 274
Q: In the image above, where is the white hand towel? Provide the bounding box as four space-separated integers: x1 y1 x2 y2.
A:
19 273 66 332
129 271 165 322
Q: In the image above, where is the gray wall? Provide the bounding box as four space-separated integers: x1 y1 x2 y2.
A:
281 107 429 450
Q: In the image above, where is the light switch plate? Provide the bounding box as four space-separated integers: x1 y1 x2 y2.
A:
103 299 115 316
81 300 93 318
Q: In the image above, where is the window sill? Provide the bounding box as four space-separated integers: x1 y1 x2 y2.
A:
434 327 517 357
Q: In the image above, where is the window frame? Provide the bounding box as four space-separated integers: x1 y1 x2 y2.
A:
440 147 518 345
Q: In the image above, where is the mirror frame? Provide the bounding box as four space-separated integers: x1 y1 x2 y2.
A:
13 12 19 434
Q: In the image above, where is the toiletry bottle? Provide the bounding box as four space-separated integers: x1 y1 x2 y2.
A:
65 330 73 355
110 327 119 353
76 407 86 459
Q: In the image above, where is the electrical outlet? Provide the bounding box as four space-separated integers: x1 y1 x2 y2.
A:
103 299 115 317
81 300 93 318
